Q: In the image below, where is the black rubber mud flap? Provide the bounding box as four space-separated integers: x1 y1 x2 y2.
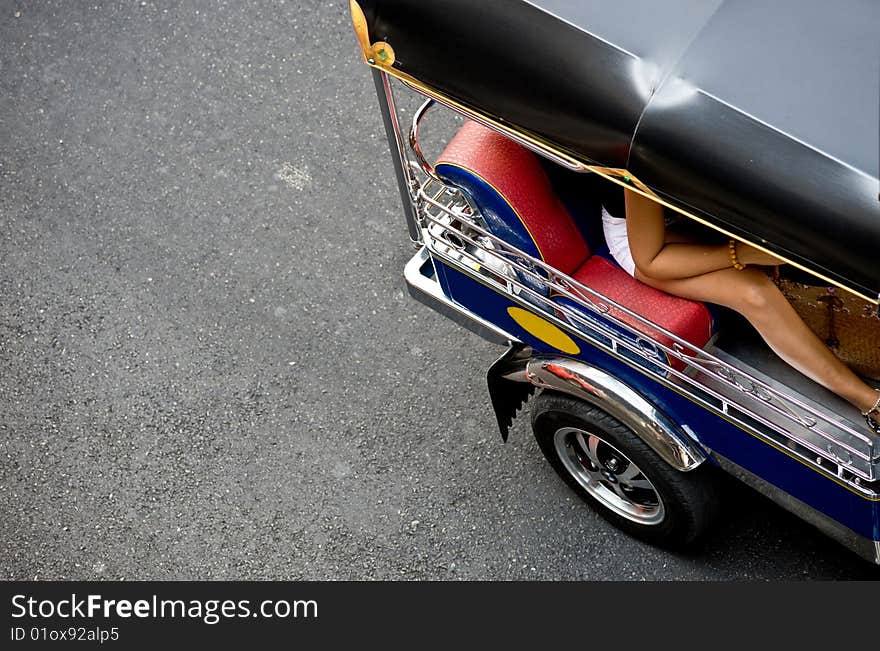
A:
486 343 535 442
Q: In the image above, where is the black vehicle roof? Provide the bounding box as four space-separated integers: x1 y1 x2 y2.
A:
532 0 878 178
358 0 880 301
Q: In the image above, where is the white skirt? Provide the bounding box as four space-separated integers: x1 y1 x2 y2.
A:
601 206 636 277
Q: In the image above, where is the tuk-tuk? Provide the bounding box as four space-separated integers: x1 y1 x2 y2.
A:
349 0 880 561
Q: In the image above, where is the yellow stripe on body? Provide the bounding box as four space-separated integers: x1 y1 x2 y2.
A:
507 307 580 355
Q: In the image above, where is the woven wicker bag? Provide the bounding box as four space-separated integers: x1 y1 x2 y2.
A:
777 279 880 381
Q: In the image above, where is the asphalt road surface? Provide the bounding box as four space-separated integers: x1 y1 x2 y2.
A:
2 1 878 580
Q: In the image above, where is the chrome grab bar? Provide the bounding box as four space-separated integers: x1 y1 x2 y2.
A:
409 95 585 183
401 80 588 173
409 99 443 184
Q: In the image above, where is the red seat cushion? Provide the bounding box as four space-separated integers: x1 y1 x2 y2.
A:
567 256 714 356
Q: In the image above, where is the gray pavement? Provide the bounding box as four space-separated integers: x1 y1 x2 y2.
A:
1 1 878 580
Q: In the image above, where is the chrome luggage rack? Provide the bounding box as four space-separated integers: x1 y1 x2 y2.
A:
391 90 880 487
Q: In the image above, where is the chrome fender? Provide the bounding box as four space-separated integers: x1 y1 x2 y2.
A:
521 357 707 472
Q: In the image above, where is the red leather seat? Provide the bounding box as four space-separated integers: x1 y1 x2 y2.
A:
566 256 715 354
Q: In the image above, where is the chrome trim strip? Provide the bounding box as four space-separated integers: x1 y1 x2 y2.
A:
404 247 516 346
523 356 707 472
713 453 880 565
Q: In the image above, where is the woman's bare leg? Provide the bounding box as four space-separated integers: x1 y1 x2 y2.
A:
635 265 880 423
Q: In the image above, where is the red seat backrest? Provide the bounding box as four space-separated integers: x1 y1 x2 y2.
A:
435 121 590 275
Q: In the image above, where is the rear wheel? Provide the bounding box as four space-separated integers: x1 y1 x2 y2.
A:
531 390 720 549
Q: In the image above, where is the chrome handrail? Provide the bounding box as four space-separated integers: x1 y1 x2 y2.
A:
416 178 879 482
406 94 589 173
408 99 443 184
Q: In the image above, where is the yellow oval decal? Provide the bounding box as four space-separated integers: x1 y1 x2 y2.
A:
507 307 580 355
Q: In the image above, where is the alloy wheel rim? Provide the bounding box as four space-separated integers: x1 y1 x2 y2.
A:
553 426 665 525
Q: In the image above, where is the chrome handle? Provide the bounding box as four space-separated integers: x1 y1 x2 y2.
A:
409 99 443 183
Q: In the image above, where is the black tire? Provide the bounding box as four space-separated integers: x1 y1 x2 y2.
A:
531 390 720 549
